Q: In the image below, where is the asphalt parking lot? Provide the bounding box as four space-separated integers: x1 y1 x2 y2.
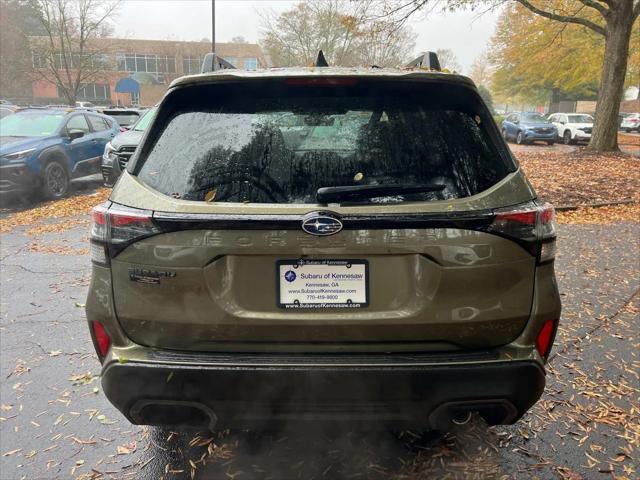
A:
0 187 638 479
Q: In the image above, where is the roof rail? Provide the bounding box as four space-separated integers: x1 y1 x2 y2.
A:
406 52 441 71
315 50 329 67
200 53 237 73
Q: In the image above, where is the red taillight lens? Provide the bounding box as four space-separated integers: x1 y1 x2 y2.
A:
91 321 111 357
535 319 556 360
489 202 556 262
495 211 536 225
90 203 159 264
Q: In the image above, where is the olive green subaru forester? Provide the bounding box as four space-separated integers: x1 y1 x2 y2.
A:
86 53 561 431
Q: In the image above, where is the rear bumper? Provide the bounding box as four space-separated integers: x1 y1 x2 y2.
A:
101 353 545 430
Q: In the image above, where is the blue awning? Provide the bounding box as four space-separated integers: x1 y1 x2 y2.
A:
115 77 140 94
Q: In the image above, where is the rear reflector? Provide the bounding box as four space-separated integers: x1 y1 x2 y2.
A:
535 319 556 359
91 321 111 357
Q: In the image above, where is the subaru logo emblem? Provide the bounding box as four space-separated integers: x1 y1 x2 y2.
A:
301 212 343 236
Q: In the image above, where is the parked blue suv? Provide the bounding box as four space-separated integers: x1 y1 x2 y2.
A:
0 108 119 198
501 112 557 145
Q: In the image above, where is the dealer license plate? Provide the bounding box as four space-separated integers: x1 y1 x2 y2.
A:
277 259 369 309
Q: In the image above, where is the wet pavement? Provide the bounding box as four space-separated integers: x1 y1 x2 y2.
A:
0 205 638 479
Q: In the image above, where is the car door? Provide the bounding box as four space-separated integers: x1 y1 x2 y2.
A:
506 113 519 139
502 114 514 139
78 115 115 176
63 114 93 176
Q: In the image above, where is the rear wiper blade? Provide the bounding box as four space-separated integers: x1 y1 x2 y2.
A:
317 183 445 203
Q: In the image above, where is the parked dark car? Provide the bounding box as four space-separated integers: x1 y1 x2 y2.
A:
501 112 557 145
0 108 119 198
101 107 156 186
101 108 144 130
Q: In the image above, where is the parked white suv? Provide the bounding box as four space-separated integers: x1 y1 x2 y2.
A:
620 113 640 132
547 113 594 144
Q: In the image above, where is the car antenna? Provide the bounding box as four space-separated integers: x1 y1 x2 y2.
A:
315 50 329 67
405 51 441 71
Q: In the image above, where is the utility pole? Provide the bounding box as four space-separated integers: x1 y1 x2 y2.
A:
211 0 215 53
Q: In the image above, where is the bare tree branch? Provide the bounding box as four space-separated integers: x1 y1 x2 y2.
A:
30 0 120 104
633 0 640 19
577 0 609 17
512 0 606 35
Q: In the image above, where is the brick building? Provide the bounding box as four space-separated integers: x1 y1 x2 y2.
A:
30 38 268 106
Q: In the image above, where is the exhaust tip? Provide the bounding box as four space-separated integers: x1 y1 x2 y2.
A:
130 400 218 431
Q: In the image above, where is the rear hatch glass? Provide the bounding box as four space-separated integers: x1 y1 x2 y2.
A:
105 111 141 127
134 79 514 204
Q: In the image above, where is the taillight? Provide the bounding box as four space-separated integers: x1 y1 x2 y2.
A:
91 320 111 357
487 202 556 263
535 319 557 360
90 203 160 264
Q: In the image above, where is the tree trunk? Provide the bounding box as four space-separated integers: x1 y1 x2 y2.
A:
588 2 634 152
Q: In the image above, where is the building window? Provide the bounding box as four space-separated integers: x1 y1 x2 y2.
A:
116 53 176 74
182 56 202 75
33 52 111 70
243 57 257 71
59 83 110 102
32 54 47 69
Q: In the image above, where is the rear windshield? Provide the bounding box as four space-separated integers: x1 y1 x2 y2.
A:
568 114 593 123
521 113 546 122
136 80 512 204
106 112 140 127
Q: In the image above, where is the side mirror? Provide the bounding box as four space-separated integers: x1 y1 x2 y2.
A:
559 121 565 125
513 119 519 124
68 130 85 141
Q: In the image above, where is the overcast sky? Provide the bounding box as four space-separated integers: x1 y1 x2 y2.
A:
113 0 502 74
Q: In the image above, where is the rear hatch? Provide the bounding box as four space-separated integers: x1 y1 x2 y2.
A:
98 75 546 353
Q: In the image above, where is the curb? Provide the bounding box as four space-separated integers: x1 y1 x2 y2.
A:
555 199 637 212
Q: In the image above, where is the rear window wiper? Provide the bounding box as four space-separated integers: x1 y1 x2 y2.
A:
316 183 446 203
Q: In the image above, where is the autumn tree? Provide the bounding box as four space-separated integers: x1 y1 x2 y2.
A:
378 0 640 152
468 53 493 87
489 3 639 108
435 48 461 72
260 0 415 68
0 0 45 100
29 0 120 105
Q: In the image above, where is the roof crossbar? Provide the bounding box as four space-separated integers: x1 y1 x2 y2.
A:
201 53 237 73
406 51 441 71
